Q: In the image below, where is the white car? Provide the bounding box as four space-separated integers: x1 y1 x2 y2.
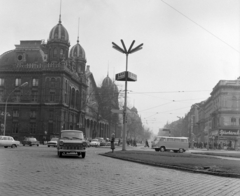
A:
47 138 58 147
90 139 100 147
0 136 21 148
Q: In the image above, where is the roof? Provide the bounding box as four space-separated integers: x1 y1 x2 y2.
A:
61 130 83 133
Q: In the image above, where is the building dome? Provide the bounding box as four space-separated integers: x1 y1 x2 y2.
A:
49 20 69 43
69 40 86 60
102 75 113 87
113 83 118 92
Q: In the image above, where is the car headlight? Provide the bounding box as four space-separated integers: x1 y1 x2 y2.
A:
59 141 64 146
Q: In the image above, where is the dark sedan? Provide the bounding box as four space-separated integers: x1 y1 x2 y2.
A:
22 137 40 146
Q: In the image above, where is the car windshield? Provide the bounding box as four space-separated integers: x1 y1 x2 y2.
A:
29 138 37 141
51 138 58 141
92 139 98 141
61 131 83 139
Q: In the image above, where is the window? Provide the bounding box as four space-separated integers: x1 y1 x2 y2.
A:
49 110 54 119
174 139 181 142
30 123 36 134
0 90 3 101
50 78 55 88
50 92 55 102
182 139 188 143
231 117 236 125
13 110 19 117
15 78 21 86
53 48 57 57
63 111 66 121
48 123 53 134
12 123 19 133
159 138 166 141
166 138 174 142
32 78 39 87
60 49 64 57
30 110 36 118
64 93 67 104
0 78 4 86
32 91 38 102
14 91 21 102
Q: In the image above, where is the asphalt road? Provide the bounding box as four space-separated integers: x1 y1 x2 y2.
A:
0 145 239 196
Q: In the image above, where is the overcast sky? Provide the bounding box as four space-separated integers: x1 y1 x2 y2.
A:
0 0 239 135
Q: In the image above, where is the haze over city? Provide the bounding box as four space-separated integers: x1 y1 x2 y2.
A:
0 0 239 134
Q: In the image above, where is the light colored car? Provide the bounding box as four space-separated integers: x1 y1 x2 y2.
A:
0 136 20 148
57 130 87 158
90 139 100 147
47 138 58 147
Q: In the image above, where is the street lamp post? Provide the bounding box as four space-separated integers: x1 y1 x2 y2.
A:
112 40 143 151
3 82 28 136
190 115 194 149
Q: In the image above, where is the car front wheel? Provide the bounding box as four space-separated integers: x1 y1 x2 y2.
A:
81 152 86 158
58 151 62 157
160 147 165 152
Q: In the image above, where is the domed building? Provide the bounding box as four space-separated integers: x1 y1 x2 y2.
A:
99 74 121 138
0 15 109 142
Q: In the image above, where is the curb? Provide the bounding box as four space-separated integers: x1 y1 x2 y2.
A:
100 153 240 179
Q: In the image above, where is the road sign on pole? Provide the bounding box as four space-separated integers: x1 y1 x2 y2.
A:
111 109 123 114
115 71 137 82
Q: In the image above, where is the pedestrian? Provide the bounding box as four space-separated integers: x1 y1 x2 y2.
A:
145 139 149 148
110 133 115 153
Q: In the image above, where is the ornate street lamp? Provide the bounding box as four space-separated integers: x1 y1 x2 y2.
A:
112 40 143 151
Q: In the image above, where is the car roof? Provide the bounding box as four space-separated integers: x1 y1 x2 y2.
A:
61 130 83 133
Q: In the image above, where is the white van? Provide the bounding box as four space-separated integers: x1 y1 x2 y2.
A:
151 136 188 153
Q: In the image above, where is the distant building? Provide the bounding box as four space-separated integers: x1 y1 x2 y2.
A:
193 78 240 150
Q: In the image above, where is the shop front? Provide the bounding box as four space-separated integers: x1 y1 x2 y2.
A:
217 129 240 150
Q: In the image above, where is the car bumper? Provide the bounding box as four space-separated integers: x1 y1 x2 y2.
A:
58 149 86 153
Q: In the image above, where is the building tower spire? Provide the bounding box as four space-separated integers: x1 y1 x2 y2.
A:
77 17 80 43
59 0 62 23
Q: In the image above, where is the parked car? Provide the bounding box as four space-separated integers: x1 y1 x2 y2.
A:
22 137 40 146
90 139 100 147
47 138 59 147
85 139 91 147
0 136 20 148
95 137 106 146
57 130 87 158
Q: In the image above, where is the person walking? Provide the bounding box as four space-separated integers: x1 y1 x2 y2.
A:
145 139 149 148
110 133 115 153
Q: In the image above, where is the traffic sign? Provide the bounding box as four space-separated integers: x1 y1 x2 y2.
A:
111 109 123 114
115 71 137 82
127 71 137 81
115 71 126 81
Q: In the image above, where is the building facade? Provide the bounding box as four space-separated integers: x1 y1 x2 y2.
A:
191 78 240 150
0 16 108 142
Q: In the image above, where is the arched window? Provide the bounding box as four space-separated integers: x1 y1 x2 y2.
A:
76 91 79 109
71 89 75 107
60 49 64 57
53 48 57 57
50 78 56 88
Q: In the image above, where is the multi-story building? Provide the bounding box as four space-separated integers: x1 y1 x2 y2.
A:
0 16 108 142
85 65 109 139
192 78 240 150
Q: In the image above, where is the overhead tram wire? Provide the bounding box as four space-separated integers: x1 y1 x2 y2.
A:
161 0 239 54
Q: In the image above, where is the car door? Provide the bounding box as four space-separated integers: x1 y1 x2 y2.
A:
8 137 14 146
